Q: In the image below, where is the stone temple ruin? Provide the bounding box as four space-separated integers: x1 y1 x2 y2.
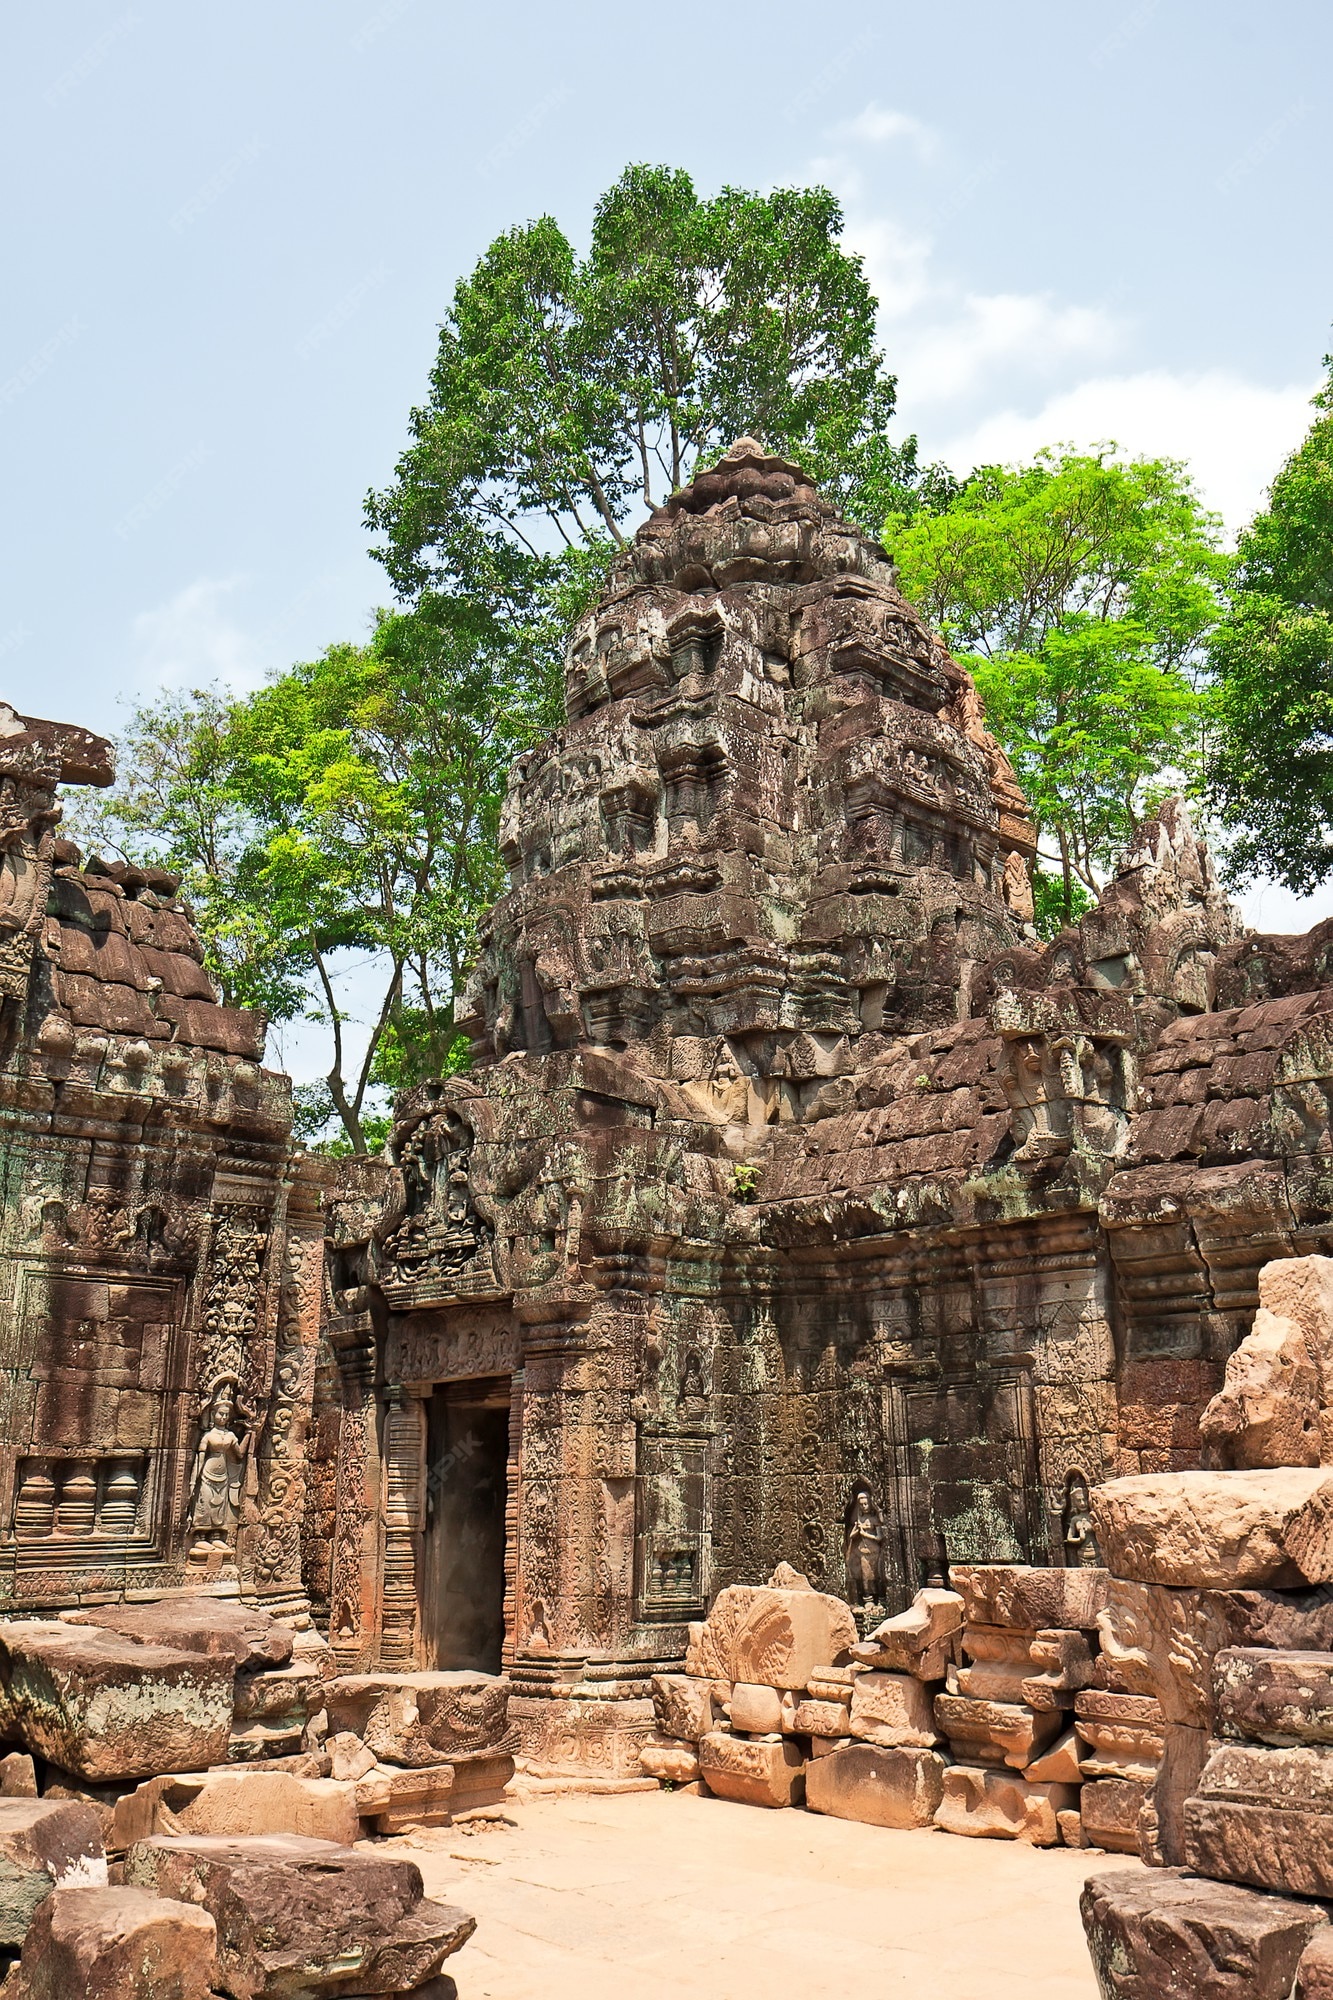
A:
0 443 1332 1988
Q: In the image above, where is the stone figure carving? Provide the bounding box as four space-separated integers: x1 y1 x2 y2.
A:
376 1102 491 1287
189 1375 253 1549
843 1479 887 1606
1062 1468 1102 1567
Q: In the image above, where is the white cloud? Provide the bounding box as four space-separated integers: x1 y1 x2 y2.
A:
836 105 938 160
926 369 1316 535
894 292 1119 404
128 576 265 695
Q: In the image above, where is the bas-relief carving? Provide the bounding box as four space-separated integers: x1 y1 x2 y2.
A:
386 1310 522 1389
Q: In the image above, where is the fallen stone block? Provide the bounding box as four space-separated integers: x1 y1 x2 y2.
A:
1080 1865 1326 2000
639 1737 700 1784
1299 1930 1333 2000
729 1682 795 1734
1215 1647 1333 1746
0 1620 233 1781
805 1743 946 1828
325 1670 509 1763
0 1753 36 1797
808 1734 852 1757
1184 1740 1333 1898
792 1697 851 1737
1057 1807 1091 1847
447 1747 514 1815
1081 1775 1149 1854
686 1569 856 1689
1200 1254 1333 1471
948 1565 1108 1632
354 1762 455 1832
1026 1729 1081 1784
1094 1578 1333 1730
108 1768 361 1851
0 1798 106 1947
327 1730 377 1781
698 1730 804 1807
73 1593 292 1670
6 1884 217 2000
951 1624 1036 1702
848 1670 938 1747
650 1672 720 1742
857 1588 962 1678
1091 1468 1333 1588
1140 1721 1212 1867
1075 1699 1164 1783
934 1764 1075 1845
933 1693 1062 1770
123 1832 475 1997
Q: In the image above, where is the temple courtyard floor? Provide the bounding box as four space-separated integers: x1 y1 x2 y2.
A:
391 1787 1143 2000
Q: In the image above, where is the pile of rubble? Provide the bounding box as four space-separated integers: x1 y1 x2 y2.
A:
0 1592 511 1994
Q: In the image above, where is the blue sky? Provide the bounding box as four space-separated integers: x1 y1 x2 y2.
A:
4 1 1332 1073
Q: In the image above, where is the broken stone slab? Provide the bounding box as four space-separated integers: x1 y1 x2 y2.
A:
1216 1647 1333 1746
804 1743 947 1828
933 1693 1063 1770
933 1764 1076 1845
1184 1739 1333 1897
697 1730 804 1807
948 1565 1109 1632
638 1737 700 1784
1140 1722 1212 1867
0 1621 233 1782
857 1588 962 1679
447 1747 515 1816
231 1663 324 1728
1057 1807 1091 1848
1200 1254 1333 1471
847 1670 939 1747
1299 1930 1333 2000
1096 1578 1333 1730
324 1670 509 1762
0 1753 36 1797
71 1594 293 1671
0 1799 106 1947
1092 1469 1333 1587
792 1696 851 1737
1026 1729 1082 1784
1075 1708 1164 1783
1080 1775 1149 1854
728 1683 796 1734
950 1625 1036 1702
650 1672 721 1742
5 1885 218 2000
354 1762 454 1832
108 1768 361 1852
1080 1866 1326 2000
327 1730 378 1781
685 1569 857 1689
123 1833 475 1998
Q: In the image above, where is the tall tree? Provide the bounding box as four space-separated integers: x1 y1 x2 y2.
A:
890 449 1227 923
1207 362 1333 893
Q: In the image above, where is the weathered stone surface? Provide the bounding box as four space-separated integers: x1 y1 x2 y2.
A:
1092 1469 1333 1587
7 1885 218 2000
848 1670 938 1747
1215 1646 1333 1745
729 1682 794 1734
933 1693 1062 1769
74 1594 293 1670
108 1768 360 1851
858 1589 963 1678
1080 1775 1149 1854
805 1743 947 1827
698 1731 804 1807
1080 1867 1326 2000
324 1671 509 1763
793 1697 852 1737
1139 1721 1212 1867
1184 1739 1333 1896
0 1753 36 1797
1201 1255 1333 1469
354 1761 455 1832
1026 1729 1082 1783
326 1730 378 1780
949 1566 1109 1632
650 1673 721 1743
1298 1929 1333 2000
639 1737 700 1784
934 1765 1076 1844
0 1621 233 1781
686 1574 856 1690
1096 1577 1333 1729
1075 1710 1164 1783
123 1833 475 1996
446 1747 514 1815
0 1799 105 1947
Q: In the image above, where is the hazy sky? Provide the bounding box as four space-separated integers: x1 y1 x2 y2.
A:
4 1 1332 1069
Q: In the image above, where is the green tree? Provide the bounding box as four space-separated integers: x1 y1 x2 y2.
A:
1207 363 1333 893
890 448 1227 923
366 164 933 682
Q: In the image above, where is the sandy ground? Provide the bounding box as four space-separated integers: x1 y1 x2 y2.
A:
388 1787 1142 2000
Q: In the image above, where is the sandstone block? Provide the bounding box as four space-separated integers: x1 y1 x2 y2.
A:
806 1665 856 1702
0 1621 233 1781
934 1764 1076 1845
792 1697 851 1736
1200 1255 1333 1471
7 1885 217 2000
1140 1721 1212 1867
74 1594 292 1671
1098 1578 1272 1729
686 1573 856 1690
948 1564 1108 1631
1076 1714 1164 1783
805 1742 947 1828
1057 1807 1091 1847
1184 1740 1333 1897
355 1762 455 1832
324 1670 509 1763
448 1747 514 1815
327 1730 378 1780
1080 1867 1326 2000
933 1693 1062 1769
650 1672 720 1742
108 1768 361 1851
1215 1647 1333 1746
0 1754 36 1797
729 1682 794 1734
860 1588 962 1678
123 1832 475 1996
1299 1930 1333 2000
1080 1775 1149 1854
1026 1729 1082 1784
848 1669 938 1747
639 1738 700 1784
0 1799 106 1947
698 1730 804 1807
1092 1469 1333 1587
952 1624 1035 1702
809 1735 852 1757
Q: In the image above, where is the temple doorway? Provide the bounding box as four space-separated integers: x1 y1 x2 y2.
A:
420 1376 510 1672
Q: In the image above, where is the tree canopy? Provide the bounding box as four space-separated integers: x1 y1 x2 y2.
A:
890 449 1227 925
1207 363 1333 893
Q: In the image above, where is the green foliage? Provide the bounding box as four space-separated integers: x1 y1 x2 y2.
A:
1031 865 1096 940
731 1162 760 1203
1207 361 1333 893
892 449 1226 907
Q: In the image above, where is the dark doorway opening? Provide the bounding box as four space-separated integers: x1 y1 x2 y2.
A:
421 1376 510 1672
